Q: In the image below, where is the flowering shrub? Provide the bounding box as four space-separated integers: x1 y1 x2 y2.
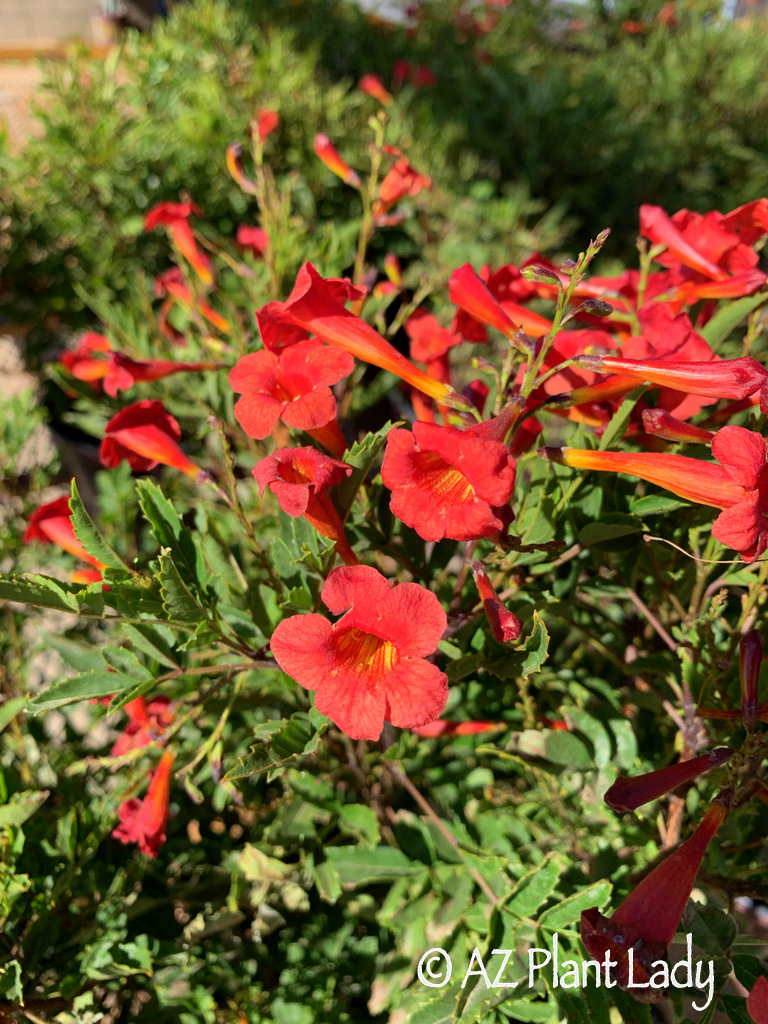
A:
3 77 768 1024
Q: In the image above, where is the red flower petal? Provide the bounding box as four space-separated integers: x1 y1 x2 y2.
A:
747 975 768 1024
712 500 766 562
712 425 767 489
383 658 449 728
270 614 336 692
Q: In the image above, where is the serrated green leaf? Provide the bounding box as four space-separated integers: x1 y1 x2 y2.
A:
100 646 153 681
324 846 423 887
481 611 550 680
70 478 130 570
537 880 611 930
223 713 326 782
0 790 49 829
338 804 381 847
0 574 82 612
335 421 396 515
137 478 204 586
0 698 26 734
29 669 135 711
121 623 179 669
505 857 562 919
158 550 205 623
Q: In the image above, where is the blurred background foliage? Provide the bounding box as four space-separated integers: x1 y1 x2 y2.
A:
2 0 768 338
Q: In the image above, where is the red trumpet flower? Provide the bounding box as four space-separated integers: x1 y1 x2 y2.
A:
229 340 353 441
581 795 730 996
254 108 279 142
112 750 174 857
155 269 230 334
101 400 201 479
145 200 212 287
236 224 269 258
449 264 533 351
60 333 112 385
61 336 225 396
24 496 105 569
110 696 174 758
641 409 714 445
604 748 734 813
277 263 465 406
541 424 768 562
640 205 729 281
472 561 522 643
358 73 393 105
373 150 431 220
314 134 361 187
270 565 448 740
644 200 768 280
253 447 358 565
381 412 517 542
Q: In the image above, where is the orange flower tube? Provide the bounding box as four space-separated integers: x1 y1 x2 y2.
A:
314 134 361 187
282 263 466 407
575 353 767 401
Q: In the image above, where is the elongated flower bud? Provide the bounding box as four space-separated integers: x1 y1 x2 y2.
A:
314 134 361 187
604 748 733 813
641 409 714 444
740 629 763 733
472 562 522 643
449 264 533 352
581 794 731 997
574 353 767 401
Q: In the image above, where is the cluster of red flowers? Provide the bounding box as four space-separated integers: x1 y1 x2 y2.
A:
36 108 768 913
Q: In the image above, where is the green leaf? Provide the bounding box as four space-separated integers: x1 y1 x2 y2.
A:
0 960 23 1002
598 385 647 450
699 292 768 348
481 611 550 680
29 669 135 711
336 421 395 515
0 574 82 612
100 646 153 681
0 698 26 734
223 713 327 782
158 550 206 623
629 493 687 516
505 857 562 919
686 905 738 956
70 478 130 570
537 880 611 931
324 846 423 887
499 1000 560 1022
121 622 179 669
721 994 753 1024
555 983 611 1024
577 513 645 547
732 954 765 992
0 790 49 829
137 478 204 586
338 804 381 847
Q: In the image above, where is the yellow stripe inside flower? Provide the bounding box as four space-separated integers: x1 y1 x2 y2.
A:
333 628 399 680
